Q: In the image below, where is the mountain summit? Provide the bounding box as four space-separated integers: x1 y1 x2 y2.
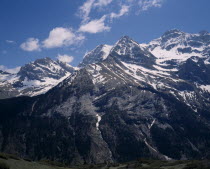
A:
79 44 112 67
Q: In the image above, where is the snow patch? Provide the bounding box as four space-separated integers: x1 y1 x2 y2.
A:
96 114 101 130
200 85 210 93
101 45 113 60
149 119 156 129
144 138 158 153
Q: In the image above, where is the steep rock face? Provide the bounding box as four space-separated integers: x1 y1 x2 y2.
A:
0 83 20 99
0 31 210 164
0 58 76 98
178 58 210 84
0 71 21 99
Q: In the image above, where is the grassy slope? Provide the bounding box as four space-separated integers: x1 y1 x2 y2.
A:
0 159 72 169
0 155 210 169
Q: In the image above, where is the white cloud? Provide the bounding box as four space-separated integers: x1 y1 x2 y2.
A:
78 0 95 22
79 15 110 33
42 27 85 48
0 65 20 74
20 38 40 51
6 40 15 44
77 0 166 34
94 0 113 7
110 5 130 19
20 0 167 52
78 0 166 21
20 28 85 51
138 0 164 11
57 54 74 64
78 0 113 22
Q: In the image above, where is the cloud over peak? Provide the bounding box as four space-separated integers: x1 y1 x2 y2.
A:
57 54 74 64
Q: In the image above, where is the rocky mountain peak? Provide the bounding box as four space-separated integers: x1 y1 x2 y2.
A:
17 57 66 81
79 44 112 67
158 29 210 46
117 35 134 43
110 35 140 56
110 35 155 67
0 57 76 98
146 30 210 67
112 35 138 48
159 29 186 45
161 29 184 37
33 57 53 65
17 57 77 81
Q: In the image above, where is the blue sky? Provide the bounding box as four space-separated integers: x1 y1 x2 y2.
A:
0 0 210 71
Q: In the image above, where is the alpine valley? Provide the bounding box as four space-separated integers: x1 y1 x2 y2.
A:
0 29 210 165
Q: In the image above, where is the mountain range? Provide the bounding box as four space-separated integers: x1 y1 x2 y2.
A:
0 29 210 164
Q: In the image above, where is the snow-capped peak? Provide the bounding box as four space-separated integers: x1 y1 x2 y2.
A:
109 35 155 67
144 29 210 66
0 57 76 98
101 45 113 60
79 44 112 67
110 35 141 56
